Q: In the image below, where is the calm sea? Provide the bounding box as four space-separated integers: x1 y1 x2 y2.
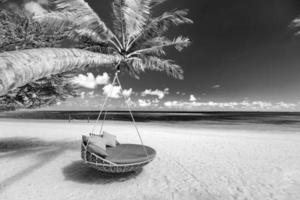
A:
1 111 300 132
0 110 299 123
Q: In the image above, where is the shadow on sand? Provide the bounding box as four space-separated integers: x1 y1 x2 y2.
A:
0 137 53 159
63 161 143 184
0 137 49 151
0 137 79 158
0 137 142 189
0 137 79 193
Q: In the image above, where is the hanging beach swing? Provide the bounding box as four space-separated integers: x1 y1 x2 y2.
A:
81 69 156 173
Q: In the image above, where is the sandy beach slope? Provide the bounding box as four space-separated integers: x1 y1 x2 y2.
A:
0 119 299 200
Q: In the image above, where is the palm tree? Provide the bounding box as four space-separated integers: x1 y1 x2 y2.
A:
0 0 192 97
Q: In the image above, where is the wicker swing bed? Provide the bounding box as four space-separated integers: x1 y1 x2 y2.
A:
81 70 156 173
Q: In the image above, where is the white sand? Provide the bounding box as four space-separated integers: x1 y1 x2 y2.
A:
0 119 299 200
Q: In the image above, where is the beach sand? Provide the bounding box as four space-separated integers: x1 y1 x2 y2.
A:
0 119 299 200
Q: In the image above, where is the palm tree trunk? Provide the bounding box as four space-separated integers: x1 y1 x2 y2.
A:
0 48 120 96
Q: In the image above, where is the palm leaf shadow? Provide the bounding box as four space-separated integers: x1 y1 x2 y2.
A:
0 137 79 193
0 137 141 191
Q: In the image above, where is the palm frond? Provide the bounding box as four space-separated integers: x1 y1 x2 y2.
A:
128 56 183 79
128 9 193 50
138 36 169 48
124 0 152 42
128 36 190 57
37 0 113 42
34 12 104 44
131 37 167 56
34 12 75 31
0 48 120 96
111 0 125 45
150 0 167 7
121 61 141 79
68 28 108 44
150 9 193 34
0 73 78 111
113 0 152 46
172 36 191 51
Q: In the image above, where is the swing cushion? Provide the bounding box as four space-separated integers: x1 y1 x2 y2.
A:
89 134 106 150
106 144 156 164
88 133 119 146
102 131 117 147
87 143 108 158
85 134 107 158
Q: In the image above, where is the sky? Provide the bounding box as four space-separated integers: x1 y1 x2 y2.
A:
4 0 300 111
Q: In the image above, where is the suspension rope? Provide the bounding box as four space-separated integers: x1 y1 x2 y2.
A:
97 60 122 135
99 110 108 135
90 73 118 134
88 61 149 158
85 70 119 162
116 74 149 158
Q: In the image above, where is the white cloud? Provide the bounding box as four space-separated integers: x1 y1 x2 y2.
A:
24 1 47 16
138 99 152 107
122 88 133 97
189 94 196 102
163 100 298 111
95 72 110 85
164 101 179 107
125 98 136 107
72 72 110 89
101 85 133 99
80 92 85 99
102 84 121 99
141 88 169 99
152 98 160 104
164 101 243 109
212 84 221 89
275 102 296 109
88 91 95 97
252 101 272 108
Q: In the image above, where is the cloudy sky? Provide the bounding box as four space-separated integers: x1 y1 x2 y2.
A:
4 0 300 111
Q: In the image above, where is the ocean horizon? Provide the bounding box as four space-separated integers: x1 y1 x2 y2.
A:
1 110 300 125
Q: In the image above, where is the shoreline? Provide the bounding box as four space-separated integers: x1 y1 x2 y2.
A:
1 117 300 134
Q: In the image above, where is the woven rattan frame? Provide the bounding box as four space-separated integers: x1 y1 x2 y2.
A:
81 142 155 173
